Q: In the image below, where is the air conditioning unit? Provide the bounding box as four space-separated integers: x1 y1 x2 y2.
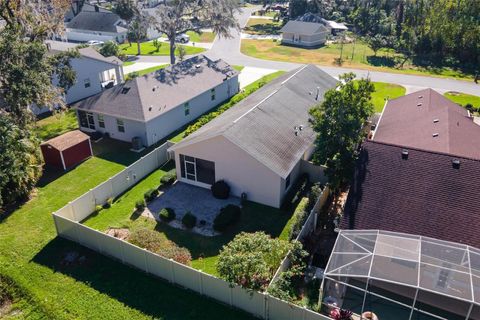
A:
131 137 144 152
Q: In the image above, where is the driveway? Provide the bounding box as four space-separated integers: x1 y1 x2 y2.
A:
123 62 166 74
239 66 278 88
143 182 240 229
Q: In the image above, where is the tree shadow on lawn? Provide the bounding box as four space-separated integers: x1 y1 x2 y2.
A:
366 55 397 68
244 23 282 35
32 237 255 320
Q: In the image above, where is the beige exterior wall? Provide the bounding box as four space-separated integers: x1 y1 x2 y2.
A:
173 136 284 208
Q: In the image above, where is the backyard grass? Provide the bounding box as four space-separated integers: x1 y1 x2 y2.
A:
119 41 205 56
370 82 406 112
241 39 474 80
123 60 135 66
35 109 78 141
444 92 480 107
125 64 169 80
186 31 216 43
244 18 283 35
0 138 254 320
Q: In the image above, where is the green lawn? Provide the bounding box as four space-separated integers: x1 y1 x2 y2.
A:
0 139 254 320
444 92 480 107
241 39 474 80
233 65 245 72
35 109 78 141
123 60 135 66
244 18 283 35
125 64 169 80
370 82 406 112
119 41 205 56
83 166 294 276
186 31 216 43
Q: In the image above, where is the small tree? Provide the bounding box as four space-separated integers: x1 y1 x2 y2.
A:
152 38 162 52
177 45 186 62
99 41 119 57
113 0 136 21
366 34 386 56
217 232 300 291
309 73 374 194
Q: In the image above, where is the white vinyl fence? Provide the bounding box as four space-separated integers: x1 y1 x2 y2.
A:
52 141 329 320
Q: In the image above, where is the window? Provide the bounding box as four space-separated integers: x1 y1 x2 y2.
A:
184 102 190 116
84 78 91 88
285 174 291 190
179 154 215 185
98 114 105 128
211 88 216 101
78 110 95 129
116 119 125 132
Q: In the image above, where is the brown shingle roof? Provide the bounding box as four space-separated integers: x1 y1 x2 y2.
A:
341 140 480 248
41 130 90 151
373 88 480 159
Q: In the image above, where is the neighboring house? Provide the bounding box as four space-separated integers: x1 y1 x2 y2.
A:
65 2 111 22
372 88 480 159
168 65 337 208
342 140 480 248
295 12 348 35
280 20 329 48
74 55 239 147
65 11 128 43
31 41 124 115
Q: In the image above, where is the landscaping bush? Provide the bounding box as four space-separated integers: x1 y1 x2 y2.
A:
103 197 113 209
95 205 103 213
211 180 230 199
181 212 197 229
160 172 176 186
135 199 146 211
128 228 191 265
159 208 175 222
144 188 159 202
288 197 310 240
213 204 241 232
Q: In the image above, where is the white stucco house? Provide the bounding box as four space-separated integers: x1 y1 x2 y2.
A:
73 55 239 147
280 20 329 48
31 41 124 115
65 11 128 43
168 65 337 208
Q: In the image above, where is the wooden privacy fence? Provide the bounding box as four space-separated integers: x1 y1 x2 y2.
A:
51 141 330 320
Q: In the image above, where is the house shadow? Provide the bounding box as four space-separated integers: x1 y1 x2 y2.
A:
31 237 253 320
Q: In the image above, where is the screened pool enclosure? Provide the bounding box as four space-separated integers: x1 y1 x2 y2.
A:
321 230 480 320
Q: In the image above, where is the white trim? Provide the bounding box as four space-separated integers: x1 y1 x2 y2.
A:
371 99 389 140
59 150 67 171
88 138 93 157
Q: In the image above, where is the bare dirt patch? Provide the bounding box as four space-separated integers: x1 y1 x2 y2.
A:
0 295 13 318
106 228 130 241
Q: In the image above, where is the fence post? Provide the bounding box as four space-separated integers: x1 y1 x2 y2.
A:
52 213 60 235
199 270 204 295
144 249 149 274
170 258 176 283
70 202 77 222
108 177 114 199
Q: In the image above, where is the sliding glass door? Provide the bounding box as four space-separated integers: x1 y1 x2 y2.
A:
180 154 215 185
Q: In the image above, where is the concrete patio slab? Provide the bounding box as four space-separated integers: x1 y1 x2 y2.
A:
239 66 278 89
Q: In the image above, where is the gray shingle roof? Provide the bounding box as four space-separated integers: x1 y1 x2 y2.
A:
280 20 328 35
66 11 126 33
170 65 337 178
74 55 238 122
46 41 122 65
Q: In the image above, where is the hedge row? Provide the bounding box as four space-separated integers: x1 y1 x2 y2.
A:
183 78 268 138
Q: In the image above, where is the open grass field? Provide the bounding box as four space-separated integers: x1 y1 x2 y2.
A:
244 18 282 35
370 82 406 112
35 109 78 141
444 92 480 107
119 41 205 56
241 39 473 80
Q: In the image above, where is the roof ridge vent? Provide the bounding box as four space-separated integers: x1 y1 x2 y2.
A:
401 149 409 159
452 159 461 169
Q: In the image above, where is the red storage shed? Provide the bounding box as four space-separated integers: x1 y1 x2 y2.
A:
41 130 93 171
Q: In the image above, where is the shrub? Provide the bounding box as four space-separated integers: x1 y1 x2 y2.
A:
182 212 197 229
288 197 310 240
160 172 176 185
95 205 103 213
213 204 241 232
159 208 175 222
128 228 191 265
103 197 113 209
144 188 159 202
135 199 146 211
211 180 230 199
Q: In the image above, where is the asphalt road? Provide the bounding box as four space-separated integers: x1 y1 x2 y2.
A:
136 6 480 96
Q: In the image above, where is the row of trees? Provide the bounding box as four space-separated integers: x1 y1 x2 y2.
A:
114 0 240 64
290 0 480 71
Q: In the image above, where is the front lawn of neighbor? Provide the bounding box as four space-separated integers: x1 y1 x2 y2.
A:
241 39 473 80
244 18 283 35
444 92 480 108
35 109 78 141
125 64 169 80
119 41 205 56
0 138 254 320
370 82 406 112
186 31 216 43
